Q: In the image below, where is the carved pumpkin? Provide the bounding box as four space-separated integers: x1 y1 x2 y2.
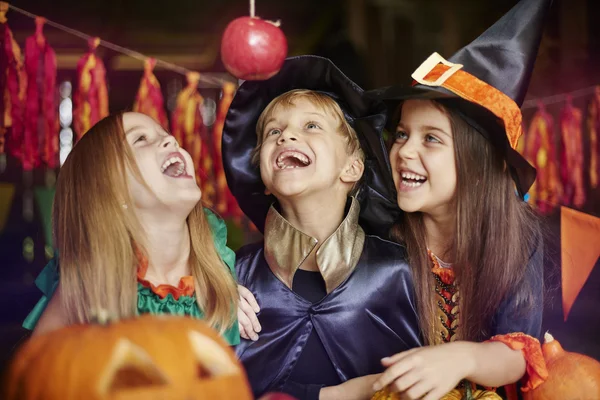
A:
523 332 600 400
372 385 501 400
4 314 253 400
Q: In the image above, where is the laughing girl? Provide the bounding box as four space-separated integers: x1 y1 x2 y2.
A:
24 112 240 344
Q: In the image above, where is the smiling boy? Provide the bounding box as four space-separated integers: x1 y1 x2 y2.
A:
222 56 422 400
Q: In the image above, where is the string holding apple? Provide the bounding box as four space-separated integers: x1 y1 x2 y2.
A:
220 0 288 81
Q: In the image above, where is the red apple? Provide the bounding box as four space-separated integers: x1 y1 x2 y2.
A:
221 16 288 81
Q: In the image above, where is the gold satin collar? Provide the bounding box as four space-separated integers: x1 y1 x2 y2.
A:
263 197 365 293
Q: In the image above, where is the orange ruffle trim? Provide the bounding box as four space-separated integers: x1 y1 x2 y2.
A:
429 249 456 285
487 332 549 392
136 254 195 300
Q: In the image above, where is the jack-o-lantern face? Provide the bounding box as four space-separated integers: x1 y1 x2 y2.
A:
5 314 253 400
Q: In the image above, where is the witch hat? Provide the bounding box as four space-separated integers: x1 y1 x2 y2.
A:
368 0 553 197
221 55 398 237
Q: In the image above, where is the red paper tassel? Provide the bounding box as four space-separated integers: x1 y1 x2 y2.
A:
559 97 585 208
171 72 216 206
133 58 168 129
22 17 58 171
0 4 7 160
73 37 108 138
587 86 600 189
0 4 27 163
525 103 561 214
0 20 8 159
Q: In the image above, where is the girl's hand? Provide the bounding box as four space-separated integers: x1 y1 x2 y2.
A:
237 285 261 341
373 342 476 400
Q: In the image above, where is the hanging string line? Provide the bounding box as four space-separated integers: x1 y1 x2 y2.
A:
522 86 597 109
6 4 231 88
6 4 600 102
6 4 600 218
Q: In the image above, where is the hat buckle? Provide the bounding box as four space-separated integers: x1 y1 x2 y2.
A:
411 52 463 87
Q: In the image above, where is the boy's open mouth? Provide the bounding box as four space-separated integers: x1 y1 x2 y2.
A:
400 171 427 188
275 150 312 170
160 152 189 178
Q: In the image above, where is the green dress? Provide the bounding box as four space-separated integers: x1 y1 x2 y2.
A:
23 208 240 346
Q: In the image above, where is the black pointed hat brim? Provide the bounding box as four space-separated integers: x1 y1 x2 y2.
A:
368 83 536 196
222 55 400 237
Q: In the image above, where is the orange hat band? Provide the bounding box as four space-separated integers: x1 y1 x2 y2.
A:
411 52 523 150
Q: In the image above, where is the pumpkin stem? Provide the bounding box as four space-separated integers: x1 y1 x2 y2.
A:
90 308 116 325
462 381 474 400
544 331 554 344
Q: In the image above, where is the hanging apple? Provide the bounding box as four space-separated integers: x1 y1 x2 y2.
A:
221 15 287 81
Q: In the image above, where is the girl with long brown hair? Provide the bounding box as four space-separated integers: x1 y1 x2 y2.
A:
23 112 241 344
369 0 551 398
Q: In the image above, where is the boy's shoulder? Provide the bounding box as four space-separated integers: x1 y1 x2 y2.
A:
235 241 264 259
363 233 408 258
234 241 265 285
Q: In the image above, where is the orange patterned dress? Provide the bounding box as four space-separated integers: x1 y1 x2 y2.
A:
372 250 547 400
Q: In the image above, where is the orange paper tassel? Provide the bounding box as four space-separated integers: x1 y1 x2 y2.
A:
587 86 600 189
171 72 216 206
0 3 27 162
212 82 243 219
525 103 561 214
518 122 539 208
73 37 108 138
516 122 527 156
559 97 585 208
171 72 200 149
133 58 168 129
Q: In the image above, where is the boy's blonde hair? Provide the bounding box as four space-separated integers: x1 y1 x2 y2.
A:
251 89 365 165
